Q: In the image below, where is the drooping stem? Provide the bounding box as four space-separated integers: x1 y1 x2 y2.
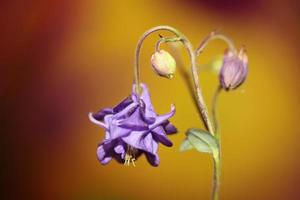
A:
134 25 214 134
195 31 236 200
155 36 181 52
134 26 181 94
196 30 236 56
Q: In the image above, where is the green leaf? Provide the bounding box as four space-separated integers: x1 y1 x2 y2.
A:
179 138 194 152
186 128 218 154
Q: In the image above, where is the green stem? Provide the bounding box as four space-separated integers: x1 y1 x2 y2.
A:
195 31 236 200
212 148 221 200
155 36 181 52
195 30 236 56
211 86 222 200
212 85 222 139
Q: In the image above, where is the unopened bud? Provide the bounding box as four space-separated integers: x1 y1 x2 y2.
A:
151 50 176 79
219 47 248 91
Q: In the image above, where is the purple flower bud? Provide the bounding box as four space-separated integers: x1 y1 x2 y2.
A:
151 50 176 79
219 47 248 91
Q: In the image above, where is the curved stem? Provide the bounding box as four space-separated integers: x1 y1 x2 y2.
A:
134 25 214 134
194 31 235 200
155 37 181 52
134 26 181 94
212 85 222 139
196 31 237 56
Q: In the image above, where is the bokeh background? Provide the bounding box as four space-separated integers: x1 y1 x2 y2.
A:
1 0 300 199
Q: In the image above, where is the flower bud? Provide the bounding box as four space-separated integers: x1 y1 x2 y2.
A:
151 50 176 79
219 47 248 91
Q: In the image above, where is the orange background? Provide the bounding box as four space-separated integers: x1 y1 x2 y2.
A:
1 0 300 199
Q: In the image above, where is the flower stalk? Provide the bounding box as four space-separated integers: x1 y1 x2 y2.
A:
212 150 221 200
133 26 241 200
134 25 214 134
195 31 237 200
90 25 247 200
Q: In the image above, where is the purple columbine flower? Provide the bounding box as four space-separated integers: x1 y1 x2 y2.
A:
89 83 177 166
219 47 248 91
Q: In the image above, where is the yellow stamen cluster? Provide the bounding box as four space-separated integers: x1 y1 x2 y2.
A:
124 145 137 166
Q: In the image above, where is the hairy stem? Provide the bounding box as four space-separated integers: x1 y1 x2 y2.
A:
134 25 214 134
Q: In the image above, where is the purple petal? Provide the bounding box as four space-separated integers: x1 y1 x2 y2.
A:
121 131 145 151
122 131 159 155
92 108 113 121
116 107 149 130
114 102 139 120
149 104 176 130
97 144 112 165
139 100 156 124
140 83 154 110
108 122 131 140
222 61 237 84
142 133 156 154
145 151 160 167
89 112 108 129
230 62 247 88
163 122 177 134
140 84 158 121
113 96 133 113
152 126 173 147
114 141 126 159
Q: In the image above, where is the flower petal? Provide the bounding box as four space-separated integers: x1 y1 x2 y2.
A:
97 144 112 165
145 151 160 167
89 112 108 129
139 83 154 110
109 122 131 140
114 141 126 159
100 157 112 165
92 108 113 121
114 101 139 120
121 131 145 150
132 83 156 111
138 100 156 124
149 104 176 130
117 108 148 130
163 122 177 134
142 133 156 154
230 62 247 88
152 126 173 147
113 96 134 113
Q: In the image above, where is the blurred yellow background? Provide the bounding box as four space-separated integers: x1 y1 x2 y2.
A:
1 0 300 199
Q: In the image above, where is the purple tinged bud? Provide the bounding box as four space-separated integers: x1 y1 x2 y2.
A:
151 50 176 79
219 47 248 91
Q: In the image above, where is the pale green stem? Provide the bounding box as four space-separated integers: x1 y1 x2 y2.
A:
212 150 221 200
195 31 236 200
134 25 214 135
196 31 237 56
212 85 222 139
155 36 181 52
211 86 222 200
